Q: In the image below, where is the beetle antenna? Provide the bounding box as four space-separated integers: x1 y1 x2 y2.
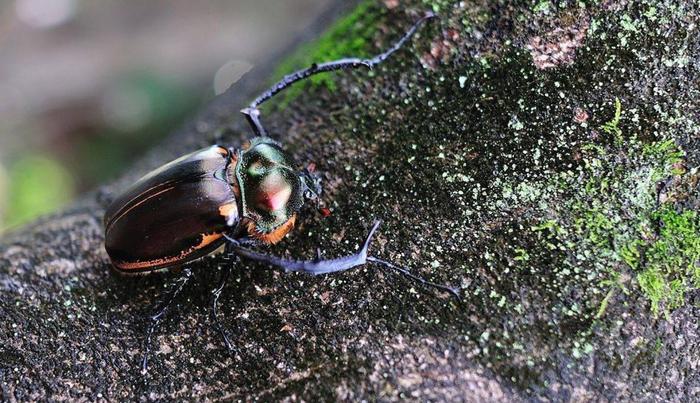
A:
362 223 461 298
367 256 461 299
241 12 438 137
228 219 460 299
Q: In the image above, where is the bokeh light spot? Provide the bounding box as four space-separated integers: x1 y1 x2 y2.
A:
5 154 74 230
213 60 253 95
101 83 153 132
15 0 77 29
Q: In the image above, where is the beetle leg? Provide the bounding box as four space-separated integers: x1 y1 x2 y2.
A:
229 220 460 298
142 267 194 373
234 237 265 247
240 12 436 137
210 258 238 355
241 106 268 137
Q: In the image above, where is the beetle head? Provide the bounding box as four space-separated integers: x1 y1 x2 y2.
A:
235 137 306 243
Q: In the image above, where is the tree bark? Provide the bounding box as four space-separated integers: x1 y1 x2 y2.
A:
2 0 699 401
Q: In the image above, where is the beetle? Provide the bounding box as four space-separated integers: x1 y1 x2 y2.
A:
103 12 460 371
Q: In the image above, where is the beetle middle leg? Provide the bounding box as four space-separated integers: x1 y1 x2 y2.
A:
225 221 460 298
209 249 239 356
240 12 436 137
141 267 194 373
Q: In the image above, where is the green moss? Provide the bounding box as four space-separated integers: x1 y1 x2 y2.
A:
525 99 699 318
269 0 381 108
601 98 623 144
514 248 530 262
532 1 552 15
653 337 663 355
620 239 643 270
643 139 685 178
595 269 629 319
422 0 454 13
639 207 700 315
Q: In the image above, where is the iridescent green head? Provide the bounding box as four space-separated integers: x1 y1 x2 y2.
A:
235 137 317 242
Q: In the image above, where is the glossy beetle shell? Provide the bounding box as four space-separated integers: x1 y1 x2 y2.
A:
104 145 239 273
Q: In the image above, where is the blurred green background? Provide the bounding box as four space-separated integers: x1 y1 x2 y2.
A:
0 0 331 232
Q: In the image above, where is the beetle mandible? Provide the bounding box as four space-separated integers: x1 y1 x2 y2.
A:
103 12 460 371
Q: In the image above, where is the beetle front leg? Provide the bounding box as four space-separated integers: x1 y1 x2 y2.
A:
142 267 194 373
241 106 268 137
228 221 460 298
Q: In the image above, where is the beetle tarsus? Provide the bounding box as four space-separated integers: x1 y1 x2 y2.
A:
141 268 193 374
240 13 436 138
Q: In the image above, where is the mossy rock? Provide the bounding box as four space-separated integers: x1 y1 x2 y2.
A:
1 0 699 400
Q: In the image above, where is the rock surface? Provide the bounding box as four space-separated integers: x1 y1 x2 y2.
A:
2 0 699 401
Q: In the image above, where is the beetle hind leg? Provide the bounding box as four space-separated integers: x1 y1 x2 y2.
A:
141 267 194 373
209 255 240 356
